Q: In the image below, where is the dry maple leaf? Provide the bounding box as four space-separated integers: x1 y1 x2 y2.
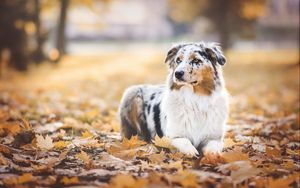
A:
167 170 198 188
61 176 79 185
122 135 147 149
81 130 94 139
76 150 90 163
222 148 249 163
36 134 54 150
54 141 70 149
108 174 148 188
107 144 147 161
148 151 166 164
230 161 260 185
200 152 225 165
152 135 176 150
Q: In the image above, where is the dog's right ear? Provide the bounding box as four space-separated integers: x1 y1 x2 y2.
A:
165 44 184 68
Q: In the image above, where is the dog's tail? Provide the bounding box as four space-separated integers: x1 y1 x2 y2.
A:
118 85 151 142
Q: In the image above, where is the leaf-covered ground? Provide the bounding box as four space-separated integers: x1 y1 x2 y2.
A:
0 50 299 187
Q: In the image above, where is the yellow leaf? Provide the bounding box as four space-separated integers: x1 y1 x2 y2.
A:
81 130 94 139
122 136 147 149
61 176 79 185
152 135 175 150
76 150 90 163
54 141 70 149
36 135 54 150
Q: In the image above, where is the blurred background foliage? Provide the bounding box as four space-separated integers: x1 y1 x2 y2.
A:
0 0 299 70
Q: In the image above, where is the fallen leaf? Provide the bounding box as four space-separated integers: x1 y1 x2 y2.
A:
266 147 281 158
268 173 299 188
108 174 148 188
122 136 147 149
81 130 94 139
61 176 79 185
167 170 198 188
224 138 243 148
152 135 175 150
54 141 70 149
222 149 249 163
148 151 166 164
76 150 90 163
3 173 35 185
36 135 54 150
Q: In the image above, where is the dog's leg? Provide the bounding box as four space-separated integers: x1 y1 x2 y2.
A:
171 137 199 156
202 139 223 154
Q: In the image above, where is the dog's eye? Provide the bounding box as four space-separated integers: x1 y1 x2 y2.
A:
176 58 182 64
193 58 202 64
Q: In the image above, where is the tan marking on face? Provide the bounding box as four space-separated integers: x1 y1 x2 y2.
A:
178 53 184 61
188 52 197 62
193 67 215 96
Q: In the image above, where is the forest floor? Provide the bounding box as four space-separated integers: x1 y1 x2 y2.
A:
0 49 299 187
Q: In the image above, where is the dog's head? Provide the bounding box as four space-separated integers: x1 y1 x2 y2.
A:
165 42 226 94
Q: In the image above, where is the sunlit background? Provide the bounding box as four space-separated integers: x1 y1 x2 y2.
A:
0 0 299 115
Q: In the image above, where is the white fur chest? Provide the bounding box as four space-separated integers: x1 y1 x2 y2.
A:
161 85 229 148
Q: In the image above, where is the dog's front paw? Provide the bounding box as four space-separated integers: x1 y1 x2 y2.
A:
171 138 199 156
202 140 223 154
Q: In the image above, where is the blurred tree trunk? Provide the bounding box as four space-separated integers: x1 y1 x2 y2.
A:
214 0 230 50
56 0 69 59
33 0 45 63
0 0 31 70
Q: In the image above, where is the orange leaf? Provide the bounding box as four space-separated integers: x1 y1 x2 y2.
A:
222 149 249 163
61 176 79 185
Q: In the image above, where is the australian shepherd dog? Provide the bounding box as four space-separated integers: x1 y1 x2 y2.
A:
118 42 229 156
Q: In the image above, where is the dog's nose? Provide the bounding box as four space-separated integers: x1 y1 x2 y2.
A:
175 71 184 79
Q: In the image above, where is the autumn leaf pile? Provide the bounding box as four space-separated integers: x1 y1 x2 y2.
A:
0 53 299 187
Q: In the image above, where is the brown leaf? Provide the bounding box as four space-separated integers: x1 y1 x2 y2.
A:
266 147 281 158
222 148 249 163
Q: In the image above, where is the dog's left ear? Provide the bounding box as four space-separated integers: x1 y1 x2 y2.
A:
165 44 185 68
205 43 226 66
